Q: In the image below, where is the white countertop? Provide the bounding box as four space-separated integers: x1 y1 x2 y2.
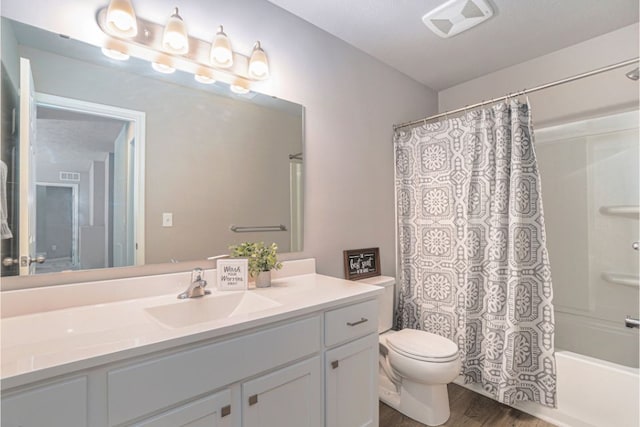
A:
1 271 383 390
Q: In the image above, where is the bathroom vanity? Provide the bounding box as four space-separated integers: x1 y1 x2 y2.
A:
1 259 382 427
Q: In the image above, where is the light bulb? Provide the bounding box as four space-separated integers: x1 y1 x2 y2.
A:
248 41 269 79
101 47 130 61
210 25 233 68
101 39 130 61
151 61 176 74
105 0 138 37
162 7 189 54
194 73 216 84
230 79 250 94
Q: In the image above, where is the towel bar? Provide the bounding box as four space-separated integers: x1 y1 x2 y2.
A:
230 224 287 233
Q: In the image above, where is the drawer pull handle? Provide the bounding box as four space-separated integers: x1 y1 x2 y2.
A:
249 395 258 406
347 317 368 327
221 405 231 417
331 360 339 369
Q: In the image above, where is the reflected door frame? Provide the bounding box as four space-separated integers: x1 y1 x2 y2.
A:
35 92 146 267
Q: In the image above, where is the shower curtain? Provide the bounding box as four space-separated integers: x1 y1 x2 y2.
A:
394 100 556 407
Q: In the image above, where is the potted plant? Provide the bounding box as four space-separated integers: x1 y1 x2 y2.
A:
229 242 283 288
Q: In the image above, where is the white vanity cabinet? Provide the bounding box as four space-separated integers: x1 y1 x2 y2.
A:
1 280 381 427
324 300 380 427
1 376 88 427
107 316 321 426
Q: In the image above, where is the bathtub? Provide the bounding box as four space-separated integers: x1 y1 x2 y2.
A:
454 350 640 427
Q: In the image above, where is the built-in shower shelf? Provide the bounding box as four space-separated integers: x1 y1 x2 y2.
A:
599 205 640 219
601 272 639 288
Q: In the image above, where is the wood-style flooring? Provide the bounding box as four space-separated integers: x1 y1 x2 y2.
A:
379 384 556 427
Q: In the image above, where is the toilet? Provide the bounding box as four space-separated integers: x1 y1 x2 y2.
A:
359 276 461 426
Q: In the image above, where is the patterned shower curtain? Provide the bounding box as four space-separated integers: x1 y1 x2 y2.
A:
394 100 556 407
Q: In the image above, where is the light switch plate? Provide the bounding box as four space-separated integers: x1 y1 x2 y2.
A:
162 213 173 227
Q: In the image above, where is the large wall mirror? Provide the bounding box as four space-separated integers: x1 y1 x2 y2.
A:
0 17 304 281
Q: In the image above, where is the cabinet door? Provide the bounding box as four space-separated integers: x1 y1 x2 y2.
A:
242 357 322 427
134 388 233 427
326 333 378 427
1 377 88 427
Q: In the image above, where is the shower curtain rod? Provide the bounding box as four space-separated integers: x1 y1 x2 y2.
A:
393 57 639 132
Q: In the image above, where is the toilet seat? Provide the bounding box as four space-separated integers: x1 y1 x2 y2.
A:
386 329 459 363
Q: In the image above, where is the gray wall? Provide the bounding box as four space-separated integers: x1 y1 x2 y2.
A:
2 0 437 286
34 156 91 227
0 19 19 90
439 24 639 126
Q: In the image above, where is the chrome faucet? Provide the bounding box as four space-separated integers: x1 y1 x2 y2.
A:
178 268 211 299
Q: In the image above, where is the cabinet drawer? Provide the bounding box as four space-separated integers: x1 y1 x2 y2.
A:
242 357 322 427
108 316 320 426
135 388 232 427
324 299 378 347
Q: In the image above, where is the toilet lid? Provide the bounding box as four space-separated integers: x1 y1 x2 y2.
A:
386 329 458 362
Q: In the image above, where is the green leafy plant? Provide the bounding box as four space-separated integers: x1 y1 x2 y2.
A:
229 242 283 277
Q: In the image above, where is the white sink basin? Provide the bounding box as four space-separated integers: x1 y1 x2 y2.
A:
145 292 282 328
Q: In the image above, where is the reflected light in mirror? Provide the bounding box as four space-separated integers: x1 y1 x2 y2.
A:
230 79 250 94
194 73 216 84
101 46 130 61
105 0 138 37
152 59 176 74
162 7 189 55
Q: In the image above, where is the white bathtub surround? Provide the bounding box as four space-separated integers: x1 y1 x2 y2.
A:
455 351 640 427
535 110 639 368
394 101 556 407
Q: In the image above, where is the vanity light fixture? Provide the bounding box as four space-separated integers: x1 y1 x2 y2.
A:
162 7 189 55
105 0 138 37
97 2 270 92
210 25 233 68
248 41 269 79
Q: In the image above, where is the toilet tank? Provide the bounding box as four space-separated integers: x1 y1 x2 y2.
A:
357 276 395 333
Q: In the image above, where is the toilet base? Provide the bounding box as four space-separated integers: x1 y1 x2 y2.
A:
379 375 451 426
379 372 401 408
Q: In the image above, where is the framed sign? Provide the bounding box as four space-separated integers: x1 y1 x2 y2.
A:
343 248 381 280
217 258 248 291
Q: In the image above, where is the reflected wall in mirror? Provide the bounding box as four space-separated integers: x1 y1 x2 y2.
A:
0 17 304 278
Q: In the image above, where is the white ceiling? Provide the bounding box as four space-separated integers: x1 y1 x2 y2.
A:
36 107 128 173
266 0 639 90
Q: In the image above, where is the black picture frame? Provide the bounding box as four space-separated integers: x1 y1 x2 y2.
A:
343 247 381 280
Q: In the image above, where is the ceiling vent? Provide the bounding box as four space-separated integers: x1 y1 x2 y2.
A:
59 171 80 182
422 0 494 38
